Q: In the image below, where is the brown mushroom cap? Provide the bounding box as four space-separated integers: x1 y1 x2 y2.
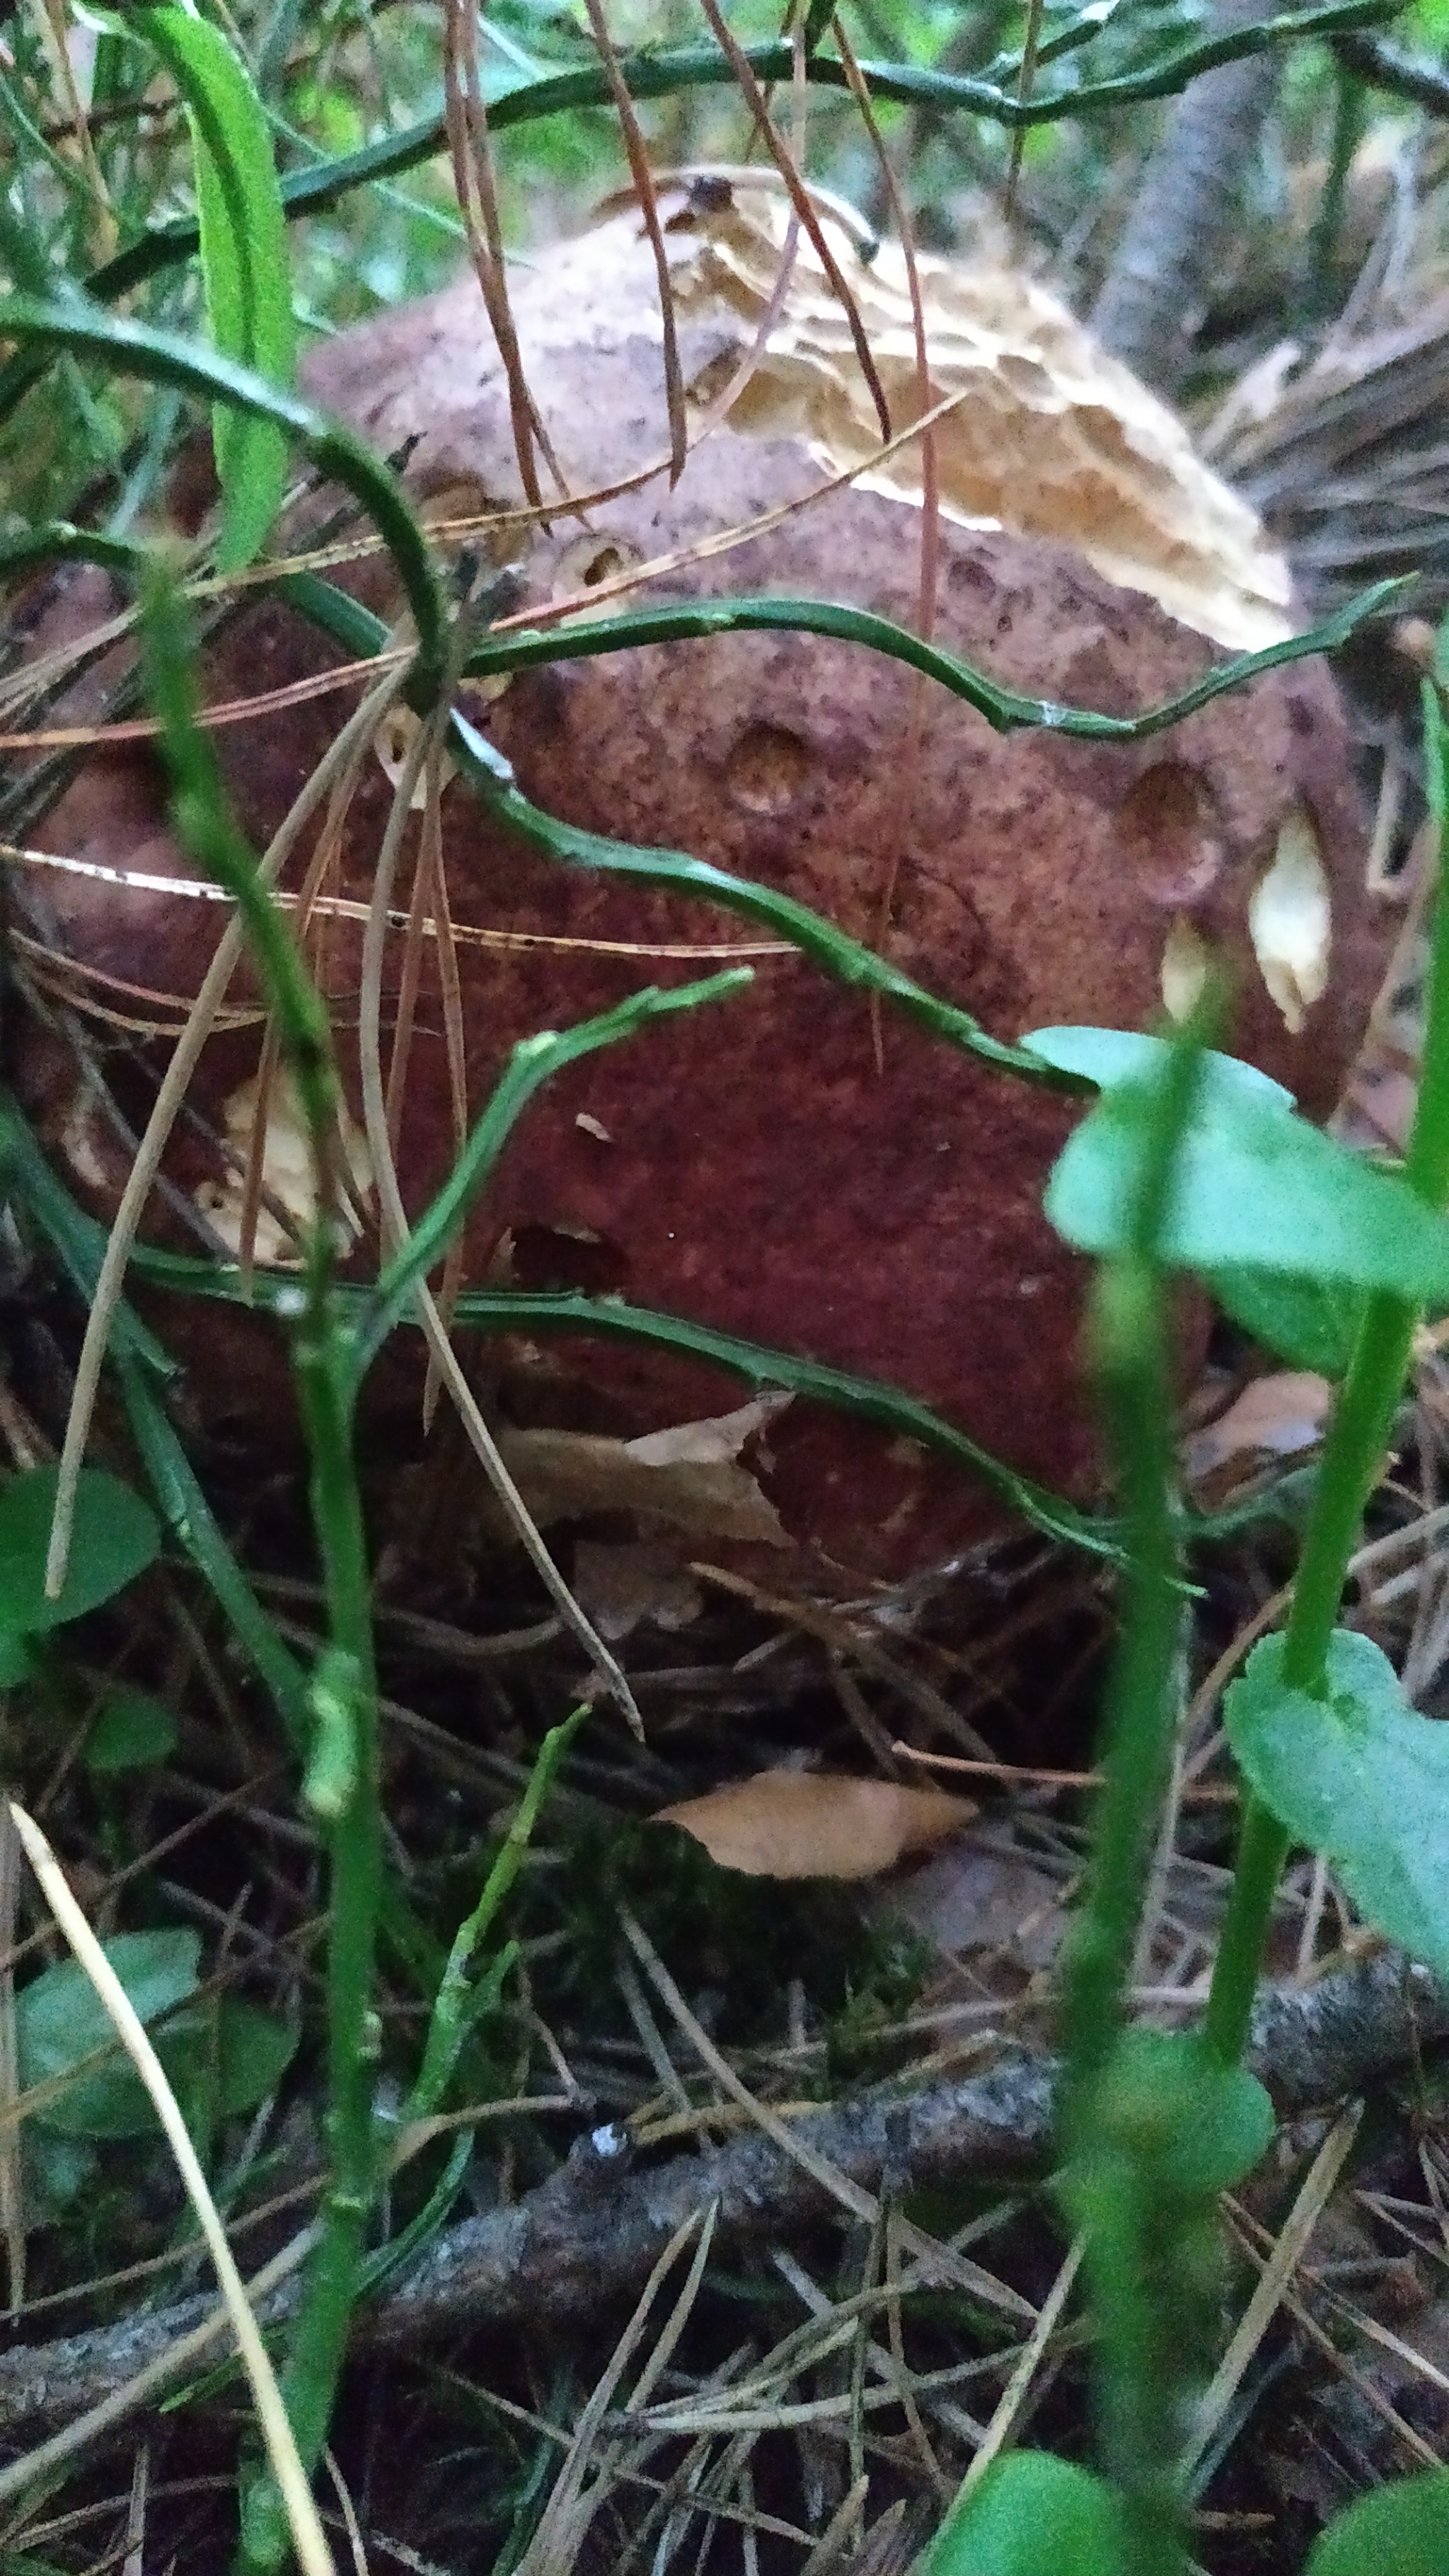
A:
16 195 1386 1578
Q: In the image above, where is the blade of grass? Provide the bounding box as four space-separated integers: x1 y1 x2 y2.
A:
7 1802 333 2576
0 302 443 692
18 4 1399 336
129 6 296 568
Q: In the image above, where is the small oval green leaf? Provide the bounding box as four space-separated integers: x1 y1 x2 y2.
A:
18 1928 200 2137
1092 2031 1274 2197
0 1467 160 1636
214 1998 298 2118
1307 2466 1449 2575
1226 1629 1449 1982
1026 1025 1291 1107
917 2451 1123 2575
1206 1265 1366 1378
1039 1035 1449 1299
84 1685 179 1774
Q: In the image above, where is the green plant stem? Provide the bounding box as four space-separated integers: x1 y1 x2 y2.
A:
137 571 384 2564
407 1706 588 2127
270 1306 378 2491
1307 59 1366 317
270 570 1400 1098
359 979 753 1377
1205 682 1449 2071
282 553 1402 790
454 581 1407 746
1058 1015 1208 2576
1061 1024 1202 2096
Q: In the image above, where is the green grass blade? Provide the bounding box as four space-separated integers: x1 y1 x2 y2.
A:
129 7 296 570
0 296 444 692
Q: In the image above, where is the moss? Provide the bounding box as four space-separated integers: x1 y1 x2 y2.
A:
547 1813 930 2060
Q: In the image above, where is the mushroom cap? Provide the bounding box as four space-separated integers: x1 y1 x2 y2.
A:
17 195 1385 1578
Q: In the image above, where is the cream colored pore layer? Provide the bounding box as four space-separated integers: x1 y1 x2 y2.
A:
615 191 1293 655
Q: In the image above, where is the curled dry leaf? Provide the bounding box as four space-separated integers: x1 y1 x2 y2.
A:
654 1769 974 1881
1182 1369 1332 1483
492 1394 791 1547
891 1843 1066 1969
570 1539 704 1640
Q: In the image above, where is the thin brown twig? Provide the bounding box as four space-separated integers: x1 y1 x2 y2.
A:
4 356 1000 763
833 18 941 1076
619 1902 1038 2323
441 0 567 515
42 670 406 1601
0 1813 23 2319
419 745 469 1429
583 0 687 486
352 703 645 1731
696 0 892 440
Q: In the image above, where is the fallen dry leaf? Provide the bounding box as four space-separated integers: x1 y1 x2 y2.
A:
493 1396 791 1547
1182 1370 1331 1482
891 1844 1064 1969
654 1770 974 1881
570 1540 705 1641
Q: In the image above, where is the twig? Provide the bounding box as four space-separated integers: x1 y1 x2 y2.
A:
0 1953 1442 2461
582 0 686 485
1332 26 1449 112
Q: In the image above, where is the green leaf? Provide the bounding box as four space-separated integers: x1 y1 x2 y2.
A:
0 1631 35 1688
1036 1031 1449 1298
1208 1265 1366 1378
1025 1024 1291 1107
213 1999 296 2117
130 6 295 568
18 1929 200 2137
0 1466 160 1636
917 2452 1123 2575
1226 1630 1449 1982
1307 2466 1449 2575
23 2127 98 2222
1092 2031 1275 2197
84 1685 179 1774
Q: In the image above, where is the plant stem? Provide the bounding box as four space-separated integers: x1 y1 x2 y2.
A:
1058 1020 1209 2576
137 570 386 2567
407 1705 587 2128
271 1310 379 2488
1060 1029 1200 2095
1205 679 1449 2071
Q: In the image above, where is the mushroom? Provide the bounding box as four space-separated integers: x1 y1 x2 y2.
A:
11 192 1387 1580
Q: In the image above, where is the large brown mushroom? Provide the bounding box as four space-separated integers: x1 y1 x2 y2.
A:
11 192 1387 1580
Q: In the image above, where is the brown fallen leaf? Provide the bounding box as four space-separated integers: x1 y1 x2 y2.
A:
1182 1370 1331 1484
492 1395 791 1547
653 1770 974 1881
891 1844 1064 1969
570 1540 705 1641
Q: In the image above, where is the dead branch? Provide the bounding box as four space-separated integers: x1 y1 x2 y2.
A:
1090 0 1300 386
0 1951 1441 2459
